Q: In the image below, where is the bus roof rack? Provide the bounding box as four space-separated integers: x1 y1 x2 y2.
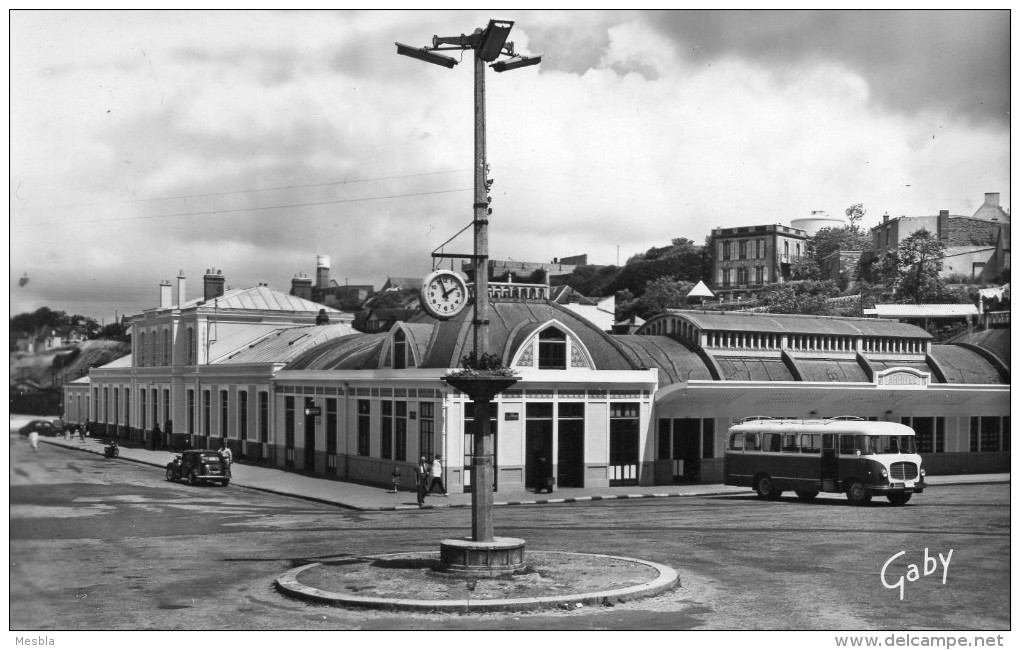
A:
826 415 866 421
738 416 778 423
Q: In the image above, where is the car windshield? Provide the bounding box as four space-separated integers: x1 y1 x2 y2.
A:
859 435 916 455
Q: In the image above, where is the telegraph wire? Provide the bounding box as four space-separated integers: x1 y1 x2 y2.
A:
15 187 472 228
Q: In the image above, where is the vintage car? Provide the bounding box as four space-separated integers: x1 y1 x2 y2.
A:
165 450 231 486
19 419 60 437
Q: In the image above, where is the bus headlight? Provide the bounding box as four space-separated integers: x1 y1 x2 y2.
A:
920 468 925 477
881 469 888 478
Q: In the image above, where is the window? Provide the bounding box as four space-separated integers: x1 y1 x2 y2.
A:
722 241 730 260
164 330 171 365
140 389 147 429
609 403 640 486
969 417 978 452
203 390 211 435
796 243 801 258
538 328 567 369
124 389 130 429
151 388 158 429
326 399 338 456
801 434 821 454
139 333 146 367
784 241 790 258
186 327 194 364
972 262 985 279
728 433 743 451
743 432 760 451
163 389 170 426
783 433 799 452
258 391 269 443
763 433 781 452
187 389 195 434
381 401 393 460
284 396 295 466
739 241 747 260
239 391 248 441
395 402 407 462
756 239 764 259
658 419 672 460
113 388 119 425
419 402 434 459
980 416 1001 452
357 400 371 456
755 266 764 285
392 330 406 369
839 434 857 455
220 390 229 438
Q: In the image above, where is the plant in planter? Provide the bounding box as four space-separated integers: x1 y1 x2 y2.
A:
444 351 518 378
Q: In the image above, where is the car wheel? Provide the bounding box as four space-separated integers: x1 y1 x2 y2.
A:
221 479 229 487
165 467 175 481
795 489 819 502
846 480 872 506
886 493 912 506
188 470 198 486
755 474 780 500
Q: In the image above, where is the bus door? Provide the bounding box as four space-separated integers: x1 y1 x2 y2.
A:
821 433 838 492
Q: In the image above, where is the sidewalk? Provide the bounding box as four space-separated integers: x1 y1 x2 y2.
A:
38 435 1009 512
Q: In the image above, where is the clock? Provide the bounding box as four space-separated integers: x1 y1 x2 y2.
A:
421 270 469 320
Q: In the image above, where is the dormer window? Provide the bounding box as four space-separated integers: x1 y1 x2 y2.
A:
538 328 567 369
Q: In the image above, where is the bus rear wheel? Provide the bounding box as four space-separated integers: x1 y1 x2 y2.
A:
795 489 819 502
846 480 872 506
755 474 781 500
886 493 912 506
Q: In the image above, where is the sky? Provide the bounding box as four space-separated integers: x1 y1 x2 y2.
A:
8 9 1012 321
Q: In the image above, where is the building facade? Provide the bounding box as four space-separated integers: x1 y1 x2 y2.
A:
710 224 809 301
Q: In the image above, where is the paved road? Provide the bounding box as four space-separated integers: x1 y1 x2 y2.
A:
10 434 1010 631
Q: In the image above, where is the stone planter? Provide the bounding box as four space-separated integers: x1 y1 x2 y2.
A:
441 374 518 401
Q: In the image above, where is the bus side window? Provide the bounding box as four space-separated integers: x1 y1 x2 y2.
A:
763 433 781 452
822 433 835 451
839 434 856 455
729 433 743 451
744 433 760 451
783 433 799 452
801 434 821 454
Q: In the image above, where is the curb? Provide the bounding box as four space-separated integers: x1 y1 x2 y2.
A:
275 550 680 613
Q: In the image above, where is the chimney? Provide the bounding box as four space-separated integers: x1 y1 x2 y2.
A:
176 270 186 306
203 268 225 301
883 212 890 224
290 274 313 301
316 255 331 289
937 210 950 241
159 281 172 308
984 192 1000 207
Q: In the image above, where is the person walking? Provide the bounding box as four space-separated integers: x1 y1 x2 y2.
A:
415 456 430 507
78 423 87 443
428 455 447 497
150 423 162 451
28 430 39 452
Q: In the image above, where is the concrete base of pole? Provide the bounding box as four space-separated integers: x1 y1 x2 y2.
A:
439 536 527 576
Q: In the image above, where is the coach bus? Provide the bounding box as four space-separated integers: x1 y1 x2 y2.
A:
724 417 925 506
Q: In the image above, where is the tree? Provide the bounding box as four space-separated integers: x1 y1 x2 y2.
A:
617 277 695 320
845 202 866 229
889 229 949 303
757 280 840 315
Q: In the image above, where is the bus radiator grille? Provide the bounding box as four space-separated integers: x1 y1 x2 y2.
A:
890 462 918 481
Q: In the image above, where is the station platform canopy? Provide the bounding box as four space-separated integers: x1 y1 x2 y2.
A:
864 304 978 320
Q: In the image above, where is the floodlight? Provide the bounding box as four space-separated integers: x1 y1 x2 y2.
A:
478 20 514 62
491 55 542 73
395 42 459 68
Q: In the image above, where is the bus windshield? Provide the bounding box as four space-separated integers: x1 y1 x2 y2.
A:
859 435 916 455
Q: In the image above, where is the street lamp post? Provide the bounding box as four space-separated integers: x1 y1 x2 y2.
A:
397 19 540 574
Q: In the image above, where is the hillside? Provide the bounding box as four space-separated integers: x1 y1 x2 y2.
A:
10 339 130 389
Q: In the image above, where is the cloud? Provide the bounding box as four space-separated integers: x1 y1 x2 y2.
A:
9 10 1010 320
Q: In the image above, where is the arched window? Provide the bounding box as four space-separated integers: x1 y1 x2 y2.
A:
538 328 567 369
392 329 406 369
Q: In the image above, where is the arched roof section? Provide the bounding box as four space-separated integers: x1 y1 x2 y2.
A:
283 333 388 370
405 301 639 370
652 310 933 339
611 335 713 386
929 345 1008 384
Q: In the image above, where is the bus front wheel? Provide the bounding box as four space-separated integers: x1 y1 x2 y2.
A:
846 480 872 506
886 493 912 506
755 474 781 500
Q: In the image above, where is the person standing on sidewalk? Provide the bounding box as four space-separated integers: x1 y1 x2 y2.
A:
150 423 162 451
428 455 447 497
219 440 233 469
415 456 430 506
389 466 401 493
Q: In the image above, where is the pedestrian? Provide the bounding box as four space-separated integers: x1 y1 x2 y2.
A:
165 420 174 450
219 439 233 468
428 454 447 497
415 456 430 506
64 425 71 441
389 466 401 493
538 456 554 493
28 430 39 452
78 424 86 442
150 423 162 451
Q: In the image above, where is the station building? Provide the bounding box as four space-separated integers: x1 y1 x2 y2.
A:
65 277 1009 492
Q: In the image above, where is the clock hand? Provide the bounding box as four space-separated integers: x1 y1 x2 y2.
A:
441 280 454 298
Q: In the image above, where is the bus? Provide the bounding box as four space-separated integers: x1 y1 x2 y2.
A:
724 417 925 506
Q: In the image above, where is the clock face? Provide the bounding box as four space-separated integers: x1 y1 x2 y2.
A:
421 270 469 320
